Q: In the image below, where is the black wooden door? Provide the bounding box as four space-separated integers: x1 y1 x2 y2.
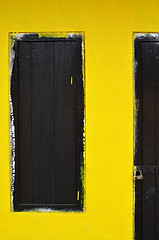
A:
135 36 159 239
11 34 84 211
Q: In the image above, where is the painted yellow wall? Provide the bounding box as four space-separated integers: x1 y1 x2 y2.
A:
1 0 159 239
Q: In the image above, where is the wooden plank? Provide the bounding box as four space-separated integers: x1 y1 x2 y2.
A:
134 41 142 240
31 42 54 204
154 42 159 240
76 38 84 206
54 42 77 204
18 42 32 204
142 42 156 240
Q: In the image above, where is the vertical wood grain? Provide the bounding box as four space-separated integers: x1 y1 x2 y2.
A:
142 42 156 240
18 42 32 203
54 42 77 204
31 42 54 204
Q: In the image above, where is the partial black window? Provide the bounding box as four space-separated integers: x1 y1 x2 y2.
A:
134 34 159 239
11 34 84 211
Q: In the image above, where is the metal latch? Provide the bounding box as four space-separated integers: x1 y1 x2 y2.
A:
134 169 143 181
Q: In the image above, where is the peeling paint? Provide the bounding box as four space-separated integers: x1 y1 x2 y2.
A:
151 33 158 38
134 32 159 41
10 95 15 211
9 33 16 211
134 33 147 39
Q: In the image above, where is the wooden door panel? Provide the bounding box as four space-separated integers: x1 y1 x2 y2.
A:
54 42 77 204
18 42 32 204
142 42 156 240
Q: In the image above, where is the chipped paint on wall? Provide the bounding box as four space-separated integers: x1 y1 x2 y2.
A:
10 95 15 211
9 34 16 211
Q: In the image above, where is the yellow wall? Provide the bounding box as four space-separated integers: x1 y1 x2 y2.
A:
1 0 159 239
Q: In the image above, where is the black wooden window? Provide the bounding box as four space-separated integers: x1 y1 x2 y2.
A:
11 34 84 211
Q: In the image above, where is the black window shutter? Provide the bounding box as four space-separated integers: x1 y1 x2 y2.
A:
134 35 159 240
11 34 84 211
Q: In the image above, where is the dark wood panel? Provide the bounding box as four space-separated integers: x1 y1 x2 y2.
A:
76 38 84 204
142 42 156 240
142 43 156 165
134 41 142 240
31 42 54 204
18 42 32 203
154 42 159 240
54 42 77 204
